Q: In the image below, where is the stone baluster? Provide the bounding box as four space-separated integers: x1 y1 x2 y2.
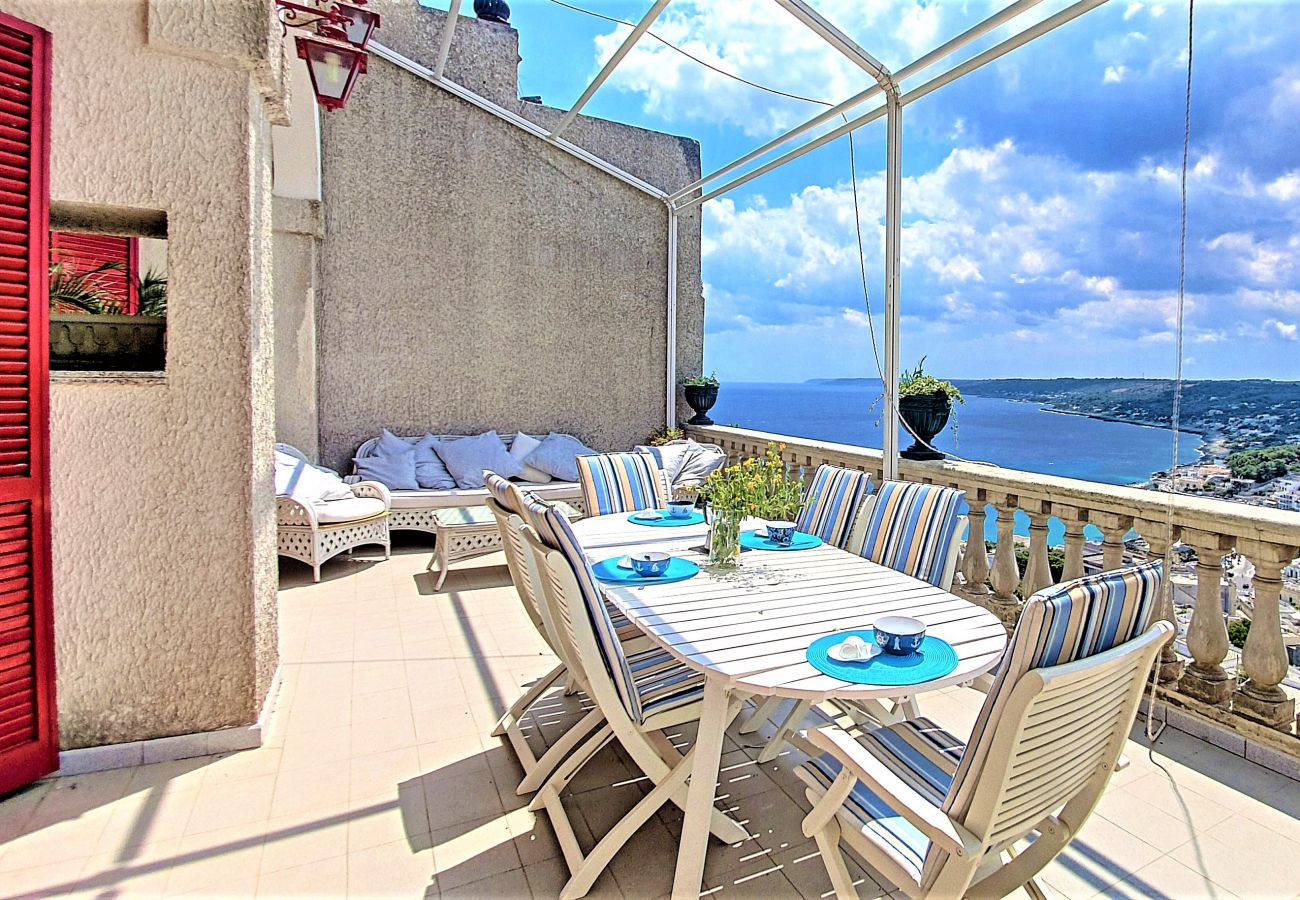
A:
960 498 991 597
1177 529 1235 707
1233 541 1299 729
988 500 1022 627
1134 519 1185 684
1019 500 1055 598
1095 512 1133 574
1058 507 1088 582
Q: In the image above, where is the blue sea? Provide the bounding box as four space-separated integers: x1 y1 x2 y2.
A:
707 381 1202 544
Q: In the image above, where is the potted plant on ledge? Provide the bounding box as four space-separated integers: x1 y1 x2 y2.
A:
897 357 963 461
49 261 168 371
682 373 719 426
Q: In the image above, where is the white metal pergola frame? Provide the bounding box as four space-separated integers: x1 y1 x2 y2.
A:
370 0 1110 479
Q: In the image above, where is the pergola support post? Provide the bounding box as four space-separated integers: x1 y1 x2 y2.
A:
882 92 903 481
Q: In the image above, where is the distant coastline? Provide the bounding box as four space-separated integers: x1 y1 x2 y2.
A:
805 376 1300 456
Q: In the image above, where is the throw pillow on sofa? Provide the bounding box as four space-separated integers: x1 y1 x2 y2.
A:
507 432 553 484
435 431 522 489
523 432 596 482
413 433 456 490
275 450 354 502
353 429 419 491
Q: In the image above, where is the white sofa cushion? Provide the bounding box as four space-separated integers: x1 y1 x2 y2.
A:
312 496 388 523
507 432 553 483
276 450 354 502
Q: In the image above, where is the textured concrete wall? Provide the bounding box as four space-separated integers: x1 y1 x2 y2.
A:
274 200 322 460
12 0 280 748
316 2 704 471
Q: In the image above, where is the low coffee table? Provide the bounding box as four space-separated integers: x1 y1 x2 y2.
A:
426 503 580 590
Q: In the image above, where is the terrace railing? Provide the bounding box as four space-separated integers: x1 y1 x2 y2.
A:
687 424 1300 749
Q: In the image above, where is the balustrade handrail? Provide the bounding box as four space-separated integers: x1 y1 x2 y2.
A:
688 423 1300 738
687 424 1299 547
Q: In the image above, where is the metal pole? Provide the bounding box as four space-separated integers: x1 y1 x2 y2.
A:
772 0 893 91
550 0 673 140
369 41 668 200
674 101 888 212
883 92 902 481
900 0 1110 109
666 208 679 428
431 0 462 80
669 0 1048 203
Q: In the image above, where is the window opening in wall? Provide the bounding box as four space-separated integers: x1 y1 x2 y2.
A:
46 206 167 373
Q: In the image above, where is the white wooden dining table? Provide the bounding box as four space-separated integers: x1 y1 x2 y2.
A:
571 512 1008 900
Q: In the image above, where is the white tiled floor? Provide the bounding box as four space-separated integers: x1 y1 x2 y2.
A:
2 543 1299 899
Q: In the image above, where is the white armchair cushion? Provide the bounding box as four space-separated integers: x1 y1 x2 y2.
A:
312 496 388 523
276 450 354 502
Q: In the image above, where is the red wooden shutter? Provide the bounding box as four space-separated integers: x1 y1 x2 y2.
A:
50 231 138 314
0 11 55 796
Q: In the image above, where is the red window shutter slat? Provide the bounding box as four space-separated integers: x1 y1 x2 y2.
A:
0 10 53 795
49 230 137 314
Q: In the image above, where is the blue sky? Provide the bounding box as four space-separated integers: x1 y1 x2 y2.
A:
426 1 1300 382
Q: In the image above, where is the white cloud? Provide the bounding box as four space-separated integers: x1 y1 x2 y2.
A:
1265 171 1300 201
1275 321 1299 341
1104 65 1128 83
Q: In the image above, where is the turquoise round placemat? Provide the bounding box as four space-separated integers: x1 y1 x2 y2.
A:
591 556 701 585
739 530 823 551
627 510 706 527
806 631 958 686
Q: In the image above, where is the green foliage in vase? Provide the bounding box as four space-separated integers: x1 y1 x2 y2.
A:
688 441 805 520
899 356 964 405
682 372 719 387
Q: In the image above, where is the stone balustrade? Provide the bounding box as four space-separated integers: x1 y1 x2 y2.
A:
686 424 1300 742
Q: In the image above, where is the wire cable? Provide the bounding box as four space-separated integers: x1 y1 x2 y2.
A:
1146 0 1195 746
543 0 834 107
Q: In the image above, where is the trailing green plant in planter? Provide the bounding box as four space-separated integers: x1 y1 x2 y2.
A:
682 372 720 427
48 262 168 371
897 357 963 461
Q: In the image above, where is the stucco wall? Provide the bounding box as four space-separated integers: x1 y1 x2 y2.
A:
12 0 280 748
273 200 322 459
315 2 704 471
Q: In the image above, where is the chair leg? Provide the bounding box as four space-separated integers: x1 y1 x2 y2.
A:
812 815 859 900
757 699 812 763
737 695 783 734
517 707 605 795
528 723 614 812
493 663 566 737
558 748 695 900
312 562 321 583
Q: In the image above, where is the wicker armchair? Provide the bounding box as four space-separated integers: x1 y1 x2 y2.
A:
277 481 392 582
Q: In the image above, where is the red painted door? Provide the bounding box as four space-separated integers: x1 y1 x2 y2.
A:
0 11 55 795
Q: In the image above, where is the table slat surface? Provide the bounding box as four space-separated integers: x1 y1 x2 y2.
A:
574 514 1006 700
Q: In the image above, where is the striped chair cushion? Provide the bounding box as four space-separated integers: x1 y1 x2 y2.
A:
803 718 965 881
932 561 1163 882
535 501 701 724
485 470 528 516
577 452 669 516
796 465 873 549
858 481 965 587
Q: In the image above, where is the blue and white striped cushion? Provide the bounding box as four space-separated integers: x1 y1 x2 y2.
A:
485 470 527 515
858 481 965 587
929 561 1163 885
534 502 702 723
577 452 669 516
796 465 873 549
803 718 965 881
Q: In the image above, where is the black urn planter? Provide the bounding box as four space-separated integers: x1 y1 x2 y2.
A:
683 383 718 426
474 0 510 23
898 391 951 461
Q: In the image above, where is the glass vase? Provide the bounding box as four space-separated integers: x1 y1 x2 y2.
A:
707 507 743 570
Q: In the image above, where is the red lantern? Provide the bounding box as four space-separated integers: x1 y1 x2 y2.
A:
332 2 380 49
295 35 367 111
